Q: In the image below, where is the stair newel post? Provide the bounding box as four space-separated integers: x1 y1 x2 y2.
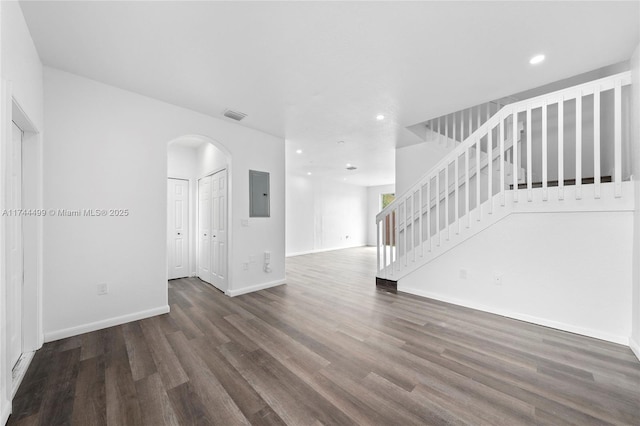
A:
614 79 622 198
542 101 548 201
476 138 481 221
377 217 381 277
526 106 533 201
499 113 505 206
512 111 519 202
558 97 564 200
382 218 386 276
455 155 460 235
465 148 470 228
594 86 601 199
436 170 441 246
488 124 493 214
576 90 583 200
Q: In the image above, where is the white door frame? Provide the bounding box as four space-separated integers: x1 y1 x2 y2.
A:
1 81 44 422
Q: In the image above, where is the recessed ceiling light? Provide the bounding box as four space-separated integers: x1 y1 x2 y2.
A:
307 172 312 175
529 54 545 65
376 114 385 121
346 163 352 167
296 149 302 154
337 140 345 144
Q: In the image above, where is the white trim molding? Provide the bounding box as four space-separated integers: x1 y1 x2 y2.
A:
227 279 286 297
286 244 366 258
400 287 630 346
1 405 10 426
44 305 170 343
630 337 640 362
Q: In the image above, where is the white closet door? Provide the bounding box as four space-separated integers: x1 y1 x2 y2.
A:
210 169 227 292
167 179 189 279
198 176 212 283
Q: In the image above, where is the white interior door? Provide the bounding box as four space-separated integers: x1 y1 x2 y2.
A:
167 179 189 279
210 169 227 291
198 176 212 283
197 169 227 292
7 121 24 369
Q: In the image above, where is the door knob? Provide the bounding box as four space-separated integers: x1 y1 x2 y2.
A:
204 233 207 236
177 232 181 235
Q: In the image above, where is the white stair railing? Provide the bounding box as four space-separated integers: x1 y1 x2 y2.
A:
377 71 632 281
427 101 506 147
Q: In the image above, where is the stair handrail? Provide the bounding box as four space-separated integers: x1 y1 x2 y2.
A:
377 70 632 223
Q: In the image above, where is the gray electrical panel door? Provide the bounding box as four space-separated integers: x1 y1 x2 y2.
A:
249 170 270 217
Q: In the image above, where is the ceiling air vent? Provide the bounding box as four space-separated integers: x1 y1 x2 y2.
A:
223 109 247 121
346 166 357 171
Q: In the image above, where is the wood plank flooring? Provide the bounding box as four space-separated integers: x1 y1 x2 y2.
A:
8 247 640 425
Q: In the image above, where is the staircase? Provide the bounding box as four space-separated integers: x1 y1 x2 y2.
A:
376 71 633 282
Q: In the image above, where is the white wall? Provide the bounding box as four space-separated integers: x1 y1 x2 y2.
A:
286 175 367 256
196 142 227 178
43 67 285 340
630 44 640 360
366 184 395 246
399 211 633 344
0 2 44 423
168 144 197 179
395 140 451 196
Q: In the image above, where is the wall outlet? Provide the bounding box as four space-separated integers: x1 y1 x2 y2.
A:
494 273 503 286
459 269 467 279
242 262 249 271
97 283 108 295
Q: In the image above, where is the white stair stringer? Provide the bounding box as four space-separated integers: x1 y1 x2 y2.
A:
384 181 634 283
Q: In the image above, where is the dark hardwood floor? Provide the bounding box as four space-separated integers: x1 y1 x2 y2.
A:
8 247 640 425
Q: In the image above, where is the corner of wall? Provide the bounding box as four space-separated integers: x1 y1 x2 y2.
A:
630 336 640 362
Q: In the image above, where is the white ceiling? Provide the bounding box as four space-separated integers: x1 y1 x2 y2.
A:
20 1 640 186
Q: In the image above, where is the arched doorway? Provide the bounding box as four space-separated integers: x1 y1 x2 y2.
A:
166 135 232 293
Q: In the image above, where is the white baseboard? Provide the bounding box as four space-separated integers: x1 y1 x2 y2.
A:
227 279 286 297
1 403 10 426
286 244 366 258
399 286 629 346
630 336 640 362
44 305 170 342
11 351 35 399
